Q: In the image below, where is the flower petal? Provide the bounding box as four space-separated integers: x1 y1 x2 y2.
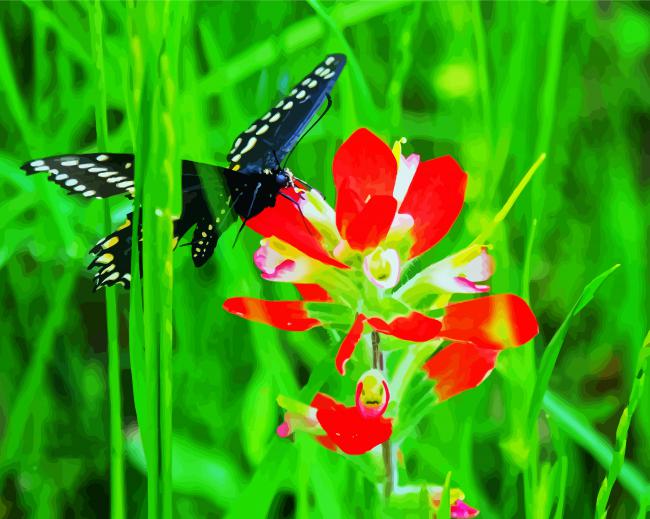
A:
335 313 366 375
393 153 420 204
333 129 397 233
314 399 392 455
400 245 494 300
451 500 480 518
254 238 324 283
440 294 539 350
367 312 442 342
362 247 401 290
344 195 398 251
399 156 467 258
294 283 331 302
223 297 321 331
423 342 499 401
247 189 348 270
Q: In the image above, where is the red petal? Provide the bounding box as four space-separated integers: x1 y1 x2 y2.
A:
344 195 398 251
316 404 392 455
399 156 467 258
333 129 397 234
440 294 539 350
423 342 499 401
367 312 442 342
335 314 366 375
294 283 332 302
335 178 364 238
247 189 348 269
223 297 321 331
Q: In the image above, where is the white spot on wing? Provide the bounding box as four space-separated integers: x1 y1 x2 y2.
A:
283 101 294 111
96 154 109 161
296 90 306 100
324 71 335 79
269 112 281 123
245 124 257 133
99 171 116 178
55 173 68 181
30 160 44 167
61 159 79 166
35 166 49 171
256 124 269 135
325 56 335 66
89 167 107 173
315 66 324 75
308 79 318 88
79 163 94 169
65 178 78 187
231 154 241 162
301 78 311 86
74 184 86 192
117 180 134 188
83 190 96 197
240 137 257 155
261 112 271 121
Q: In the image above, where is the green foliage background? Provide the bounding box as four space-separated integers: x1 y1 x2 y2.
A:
0 1 648 518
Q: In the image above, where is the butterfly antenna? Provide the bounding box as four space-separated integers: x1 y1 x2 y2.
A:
282 93 333 171
232 182 262 247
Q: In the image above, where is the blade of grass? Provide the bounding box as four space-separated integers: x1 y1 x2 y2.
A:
90 1 125 517
595 331 650 518
134 2 182 517
527 264 620 436
471 0 493 157
437 471 452 519
543 390 650 503
306 0 375 117
0 269 77 485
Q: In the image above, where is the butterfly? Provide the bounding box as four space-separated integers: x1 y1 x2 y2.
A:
20 54 347 290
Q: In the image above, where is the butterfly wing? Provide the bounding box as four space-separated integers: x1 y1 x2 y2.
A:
226 53 347 171
21 153 135 198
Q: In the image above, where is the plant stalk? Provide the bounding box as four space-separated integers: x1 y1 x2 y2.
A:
372 331 393 500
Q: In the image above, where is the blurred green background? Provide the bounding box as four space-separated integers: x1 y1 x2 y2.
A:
0 1 648 517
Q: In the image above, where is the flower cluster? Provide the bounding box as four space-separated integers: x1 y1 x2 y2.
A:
223 128 539 516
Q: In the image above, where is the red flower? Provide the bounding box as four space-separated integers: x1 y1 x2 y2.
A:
423 294 538 401
222 128 539 400
277 370 392 455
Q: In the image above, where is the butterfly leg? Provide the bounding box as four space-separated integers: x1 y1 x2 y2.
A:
279 191 314 236
233 182 262 247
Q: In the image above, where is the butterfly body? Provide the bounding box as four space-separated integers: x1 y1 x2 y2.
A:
21 54 346 289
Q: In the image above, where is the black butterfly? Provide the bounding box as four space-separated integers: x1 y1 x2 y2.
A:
21 54 347 290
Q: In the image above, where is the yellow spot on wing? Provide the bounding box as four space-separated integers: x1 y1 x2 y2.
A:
232 164 241 171
103 236 119 249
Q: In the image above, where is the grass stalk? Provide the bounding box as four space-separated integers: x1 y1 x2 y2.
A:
595 331 650 518
90 1 125 517
543 390 650 502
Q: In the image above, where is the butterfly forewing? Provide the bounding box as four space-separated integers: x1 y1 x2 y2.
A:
226 53 347 171
21 153 135 199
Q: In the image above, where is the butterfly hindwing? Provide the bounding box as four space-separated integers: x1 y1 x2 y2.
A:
21 153 135 199
190 217 219 267
88 213 137 290
226 53 347 171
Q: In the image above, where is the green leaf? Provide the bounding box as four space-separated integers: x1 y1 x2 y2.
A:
527 264 620 435
437 472 452 519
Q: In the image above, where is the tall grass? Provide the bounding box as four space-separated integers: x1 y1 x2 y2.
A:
0 1 648 517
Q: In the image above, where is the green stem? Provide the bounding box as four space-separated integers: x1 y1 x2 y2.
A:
372 331 393 500
91 2 125 517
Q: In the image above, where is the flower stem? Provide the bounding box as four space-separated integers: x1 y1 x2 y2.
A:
372 331 393 500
